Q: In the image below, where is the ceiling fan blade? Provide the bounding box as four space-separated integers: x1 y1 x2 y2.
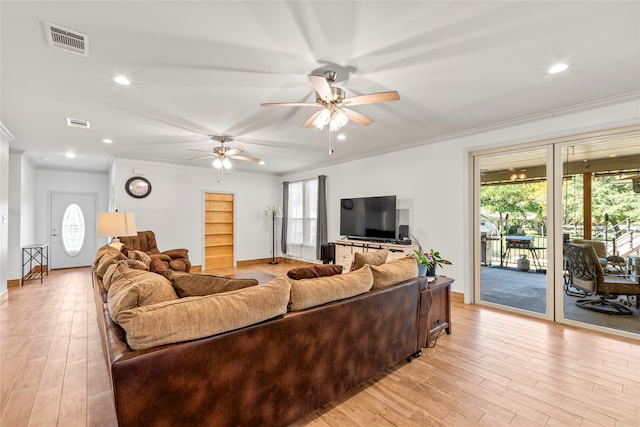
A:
187 148 214 154
309 74 333 102
188 155 216 161
229 155 261 163
303 110 323 128
342 108 374 126
225 148 243 156
261 102 318 108
342 91 400 106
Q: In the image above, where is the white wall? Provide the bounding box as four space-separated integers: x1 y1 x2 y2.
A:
7 152 36 281
282 98 640 297
112 159 280 267
34 169 109 258
0 130 10 297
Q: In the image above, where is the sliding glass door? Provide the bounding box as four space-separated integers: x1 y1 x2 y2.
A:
476 147 553 318
474 127 640 338
560 137 640 335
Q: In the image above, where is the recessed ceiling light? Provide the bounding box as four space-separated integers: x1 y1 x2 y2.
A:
609 154 617 158
337 134 346 140
65 152 76 159
113 75 130 85
259 160 265 165
102 138 113 144
548 63 568 74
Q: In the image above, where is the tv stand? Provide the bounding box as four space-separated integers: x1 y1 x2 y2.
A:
335 239 419 272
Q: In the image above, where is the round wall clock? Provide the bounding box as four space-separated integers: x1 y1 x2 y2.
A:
125 176 152 199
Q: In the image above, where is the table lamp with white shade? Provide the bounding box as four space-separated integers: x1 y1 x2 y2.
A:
97 211 137 249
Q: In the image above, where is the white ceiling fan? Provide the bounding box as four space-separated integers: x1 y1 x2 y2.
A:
187 135 260 182
261 70 400 133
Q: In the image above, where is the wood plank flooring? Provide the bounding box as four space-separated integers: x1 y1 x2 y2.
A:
1 265 638 427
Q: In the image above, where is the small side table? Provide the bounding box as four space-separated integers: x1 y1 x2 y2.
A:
22 244 49 284
425 276 454 347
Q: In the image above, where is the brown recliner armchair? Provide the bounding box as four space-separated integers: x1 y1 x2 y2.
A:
119 230 191 272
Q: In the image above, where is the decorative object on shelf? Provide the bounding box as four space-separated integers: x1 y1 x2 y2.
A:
97 211 137 249
413 248 452 277
264 206 282 265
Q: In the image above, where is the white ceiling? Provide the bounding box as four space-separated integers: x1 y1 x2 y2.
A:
2 1 639 175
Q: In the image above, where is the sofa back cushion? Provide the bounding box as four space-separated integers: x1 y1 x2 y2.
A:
165 270 258 297
96 250 127 278
350 248 389 272
102 259 149 290
370 255 418 289
288 265 374 311
113 277 291 350
287 264 343 280
94 244 121 267
108 263 178 319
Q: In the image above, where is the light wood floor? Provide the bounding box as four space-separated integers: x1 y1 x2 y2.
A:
1 265 639 427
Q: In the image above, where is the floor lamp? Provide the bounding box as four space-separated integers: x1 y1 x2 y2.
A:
265 207 281 265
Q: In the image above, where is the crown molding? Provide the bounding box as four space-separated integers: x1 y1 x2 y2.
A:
280 91 640 176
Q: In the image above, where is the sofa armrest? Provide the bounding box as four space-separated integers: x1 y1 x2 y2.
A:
161 248 189 259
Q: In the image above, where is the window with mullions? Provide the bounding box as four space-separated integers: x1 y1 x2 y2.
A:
287 178 317 251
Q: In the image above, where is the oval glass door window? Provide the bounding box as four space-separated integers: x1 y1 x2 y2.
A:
61 203 85 256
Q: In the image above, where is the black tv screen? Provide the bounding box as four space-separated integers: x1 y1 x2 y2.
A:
340 195 396 240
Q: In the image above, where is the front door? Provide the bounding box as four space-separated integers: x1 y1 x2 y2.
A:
50 192 97 269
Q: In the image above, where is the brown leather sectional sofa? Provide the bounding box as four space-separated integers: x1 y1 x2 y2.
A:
92 268 433 427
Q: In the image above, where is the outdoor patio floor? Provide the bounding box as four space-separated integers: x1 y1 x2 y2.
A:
480 265 640 335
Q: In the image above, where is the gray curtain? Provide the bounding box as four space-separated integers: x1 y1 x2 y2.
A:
316 175 328 259
281 181 288 254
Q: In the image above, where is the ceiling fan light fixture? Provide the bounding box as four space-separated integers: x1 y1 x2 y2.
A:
212 158 222 169
313 108 331 130
222 158 232 169
329 109 348 132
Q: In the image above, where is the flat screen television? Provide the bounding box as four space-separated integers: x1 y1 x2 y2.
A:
340 195 396 240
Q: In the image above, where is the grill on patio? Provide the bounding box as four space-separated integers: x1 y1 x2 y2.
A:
501 235 545 271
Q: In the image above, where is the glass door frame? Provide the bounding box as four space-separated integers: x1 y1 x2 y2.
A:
472 145 556 322
471 124 640 339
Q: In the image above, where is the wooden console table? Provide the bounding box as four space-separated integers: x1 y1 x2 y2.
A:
425 276 454 347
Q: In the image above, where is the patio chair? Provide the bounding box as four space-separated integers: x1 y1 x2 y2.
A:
570 239 626 273
564 243 640 315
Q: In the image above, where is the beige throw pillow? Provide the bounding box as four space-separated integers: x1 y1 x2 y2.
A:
114 277 291 350
288 265 374 311
350 248 389 272
369 255 418 289
108 263 178 319
165 270 258 298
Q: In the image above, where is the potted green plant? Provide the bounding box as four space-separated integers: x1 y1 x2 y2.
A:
413 248 452 276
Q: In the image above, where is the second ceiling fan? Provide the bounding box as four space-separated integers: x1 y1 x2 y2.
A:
261 70 400 132
187 135 260 182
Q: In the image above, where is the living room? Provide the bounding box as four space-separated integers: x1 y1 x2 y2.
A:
1 1 639 426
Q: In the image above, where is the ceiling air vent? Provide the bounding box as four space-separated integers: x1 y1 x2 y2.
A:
44 22 88 56
66 118 90 129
